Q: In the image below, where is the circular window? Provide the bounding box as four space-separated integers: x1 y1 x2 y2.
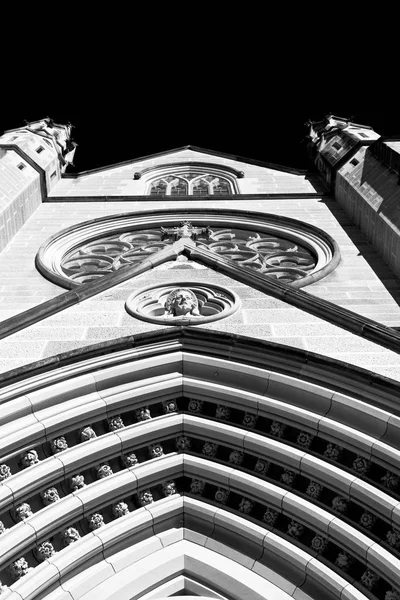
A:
125 282 240 325
36 210 340 289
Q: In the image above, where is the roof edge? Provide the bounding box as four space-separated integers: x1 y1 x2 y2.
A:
63 144 309 177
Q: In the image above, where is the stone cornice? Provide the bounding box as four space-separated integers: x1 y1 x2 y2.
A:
60 144 310 177
45 192 329 202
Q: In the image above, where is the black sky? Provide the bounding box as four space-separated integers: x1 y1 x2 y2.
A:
3 11 398 176
2 88 399 174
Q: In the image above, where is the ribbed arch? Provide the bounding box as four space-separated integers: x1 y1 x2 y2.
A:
1 331 400 599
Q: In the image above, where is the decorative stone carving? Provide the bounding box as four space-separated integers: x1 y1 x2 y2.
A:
79 426 97 442
331 496 348 514
0 521 7 535
202 442 218 457
190 479 205 495
359 511 376 530
20 449 39 468
148 443 164 459
51 436 68 454
297 431 314 449
263 508 278 527
162 480 177 496
254 459 270 476
287 520 304 539
306 481 323 499
188 399 203 414
360 569 379 591
215 488 229 504
112 502 129 518
165 288 201 317
107 415 124 431
8 557 31 580
126 282 240 326
35 541 55 561
0 463 11 481
381 471 399 491
70 474 86 491
15 502 33 521
87 513 105 530
96 463 113 478
41 487 60 505
323 443 342 461
175 436 191 451
135 407 151 421
242 413 257 428
61 527 81 546
215 405 231 420
238 498 253 514
163 400 178 414
138 490 153 506
228 450 244 465
352 456 370 475
270 421 286 438
386 528 400 549
122 452 139 468
280 470 296 486
310 534 327 553
0 581 7 594
335 551 352 571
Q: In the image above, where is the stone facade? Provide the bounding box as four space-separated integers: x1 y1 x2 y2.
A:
0 117 400 600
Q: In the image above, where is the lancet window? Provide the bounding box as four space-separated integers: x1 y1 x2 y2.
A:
148 172 233 196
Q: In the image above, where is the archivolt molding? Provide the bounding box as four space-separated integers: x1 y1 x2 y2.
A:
1 332 400 599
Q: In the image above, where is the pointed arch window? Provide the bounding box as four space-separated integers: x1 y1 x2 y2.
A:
149 176 188 196
147 172 233 196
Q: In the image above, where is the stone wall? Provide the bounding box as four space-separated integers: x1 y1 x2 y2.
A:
1 197 400 380
335 144 400 278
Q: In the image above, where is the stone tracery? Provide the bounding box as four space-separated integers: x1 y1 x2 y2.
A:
60 224 318 285
148 172 233 196
36 210 339 291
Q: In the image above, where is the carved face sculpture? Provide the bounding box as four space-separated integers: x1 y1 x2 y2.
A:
165 288 200 317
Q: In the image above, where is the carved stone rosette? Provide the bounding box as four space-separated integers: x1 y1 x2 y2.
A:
125 282 240 325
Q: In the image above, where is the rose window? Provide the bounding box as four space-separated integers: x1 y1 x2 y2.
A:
36 211 339 289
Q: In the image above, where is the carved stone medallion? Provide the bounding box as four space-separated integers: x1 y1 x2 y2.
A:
125 282 240 325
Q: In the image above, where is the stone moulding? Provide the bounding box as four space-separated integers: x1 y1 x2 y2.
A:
125 282 240 325
1 331 400 597
0 328 399 409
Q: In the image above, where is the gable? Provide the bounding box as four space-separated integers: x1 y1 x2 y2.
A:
49 147 326 198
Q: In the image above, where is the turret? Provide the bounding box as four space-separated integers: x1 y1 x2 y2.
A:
305 114 380 190
0 118 76 251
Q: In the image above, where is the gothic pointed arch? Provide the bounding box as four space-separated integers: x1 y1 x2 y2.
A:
0 329 400 599
143 163 241 196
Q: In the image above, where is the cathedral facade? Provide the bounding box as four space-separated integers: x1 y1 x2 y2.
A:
0 116 400 600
